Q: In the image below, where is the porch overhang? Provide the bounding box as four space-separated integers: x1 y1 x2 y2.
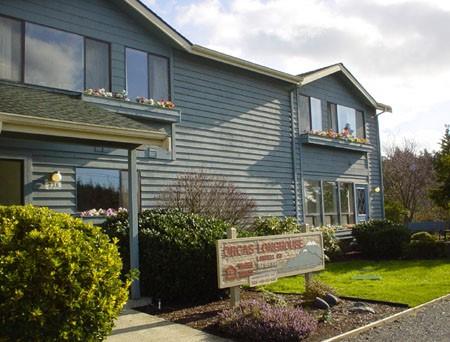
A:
0 111 171 150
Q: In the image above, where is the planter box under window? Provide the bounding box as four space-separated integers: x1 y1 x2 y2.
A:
82 94 181 123
300 133 373 153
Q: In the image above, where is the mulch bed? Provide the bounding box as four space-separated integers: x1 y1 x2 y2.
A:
138 290 406 341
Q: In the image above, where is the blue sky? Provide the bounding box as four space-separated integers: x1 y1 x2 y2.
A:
143 0 450 152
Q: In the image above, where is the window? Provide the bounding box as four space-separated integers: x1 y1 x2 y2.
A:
126 47 170 100
76 168 128 212
0 17 110 91
299 95 311 132
310 97 322 131
304 180 359 226
323 181 339 225
340 183 355 224
25 23 84 91
85 38 110 90
304 180 322 226
0 159 23 205
0 17 22 81
329 104 365 138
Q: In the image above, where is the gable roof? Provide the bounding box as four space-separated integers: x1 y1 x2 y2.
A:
298 63 392 112
123 1 391 112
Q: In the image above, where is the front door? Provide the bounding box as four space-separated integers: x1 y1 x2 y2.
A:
0 159 24 205
355 184 368 223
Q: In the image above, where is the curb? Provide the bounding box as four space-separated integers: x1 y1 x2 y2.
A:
322 293 450 342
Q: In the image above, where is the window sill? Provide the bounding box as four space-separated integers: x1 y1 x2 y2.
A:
300 133 373 153
82 94 181 123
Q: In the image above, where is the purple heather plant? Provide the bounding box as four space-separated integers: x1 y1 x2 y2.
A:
217 299 317 341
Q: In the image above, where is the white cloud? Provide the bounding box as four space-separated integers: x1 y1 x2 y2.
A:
149 0 450 150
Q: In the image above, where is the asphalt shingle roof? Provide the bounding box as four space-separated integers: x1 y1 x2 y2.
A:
0 82 164 133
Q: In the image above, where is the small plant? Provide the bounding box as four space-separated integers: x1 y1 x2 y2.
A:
158 171 256 227
217 299 317 341
0 205 130 341
261 289 288 307
310 226 342 261
319 309 333 324
251 216 301 236
352 220 410 259
304 279 336 301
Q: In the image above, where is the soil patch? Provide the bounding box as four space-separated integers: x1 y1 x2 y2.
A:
138 290 405 341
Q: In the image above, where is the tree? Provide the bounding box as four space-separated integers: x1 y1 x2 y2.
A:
383 140 435 223
430 126 450 213
158 171 256 227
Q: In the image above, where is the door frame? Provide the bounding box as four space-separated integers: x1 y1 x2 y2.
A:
354 184 369 223
0 154 32 204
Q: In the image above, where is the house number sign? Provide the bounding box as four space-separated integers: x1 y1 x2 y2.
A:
216 232 325 289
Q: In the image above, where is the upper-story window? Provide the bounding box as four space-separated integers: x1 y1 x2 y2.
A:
299 94 365 138
0 16 110 91
126 47 170 100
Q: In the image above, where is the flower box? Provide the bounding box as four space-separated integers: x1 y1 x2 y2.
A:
300 133 373 153
81 93 181 123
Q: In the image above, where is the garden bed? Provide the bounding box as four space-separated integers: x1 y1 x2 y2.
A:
138 290 405 341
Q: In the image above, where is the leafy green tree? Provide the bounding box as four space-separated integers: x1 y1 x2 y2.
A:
430 126 450 213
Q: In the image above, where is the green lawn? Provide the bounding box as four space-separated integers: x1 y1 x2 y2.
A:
264 259 450 307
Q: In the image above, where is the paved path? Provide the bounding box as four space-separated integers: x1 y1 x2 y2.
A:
342 295 450 342
107 309 230 342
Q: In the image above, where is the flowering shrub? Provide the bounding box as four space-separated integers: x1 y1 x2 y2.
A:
84 88 176 109
217 299 317 341
304 279 336 301
305 129 369 144
310 226 342 261
80 207 127 217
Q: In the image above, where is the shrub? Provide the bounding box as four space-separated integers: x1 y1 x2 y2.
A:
103 209 230 302
158 171 256 227
352 220 410 259
0 205 130 341
410 231 437 242
310 226 342 261
250 216 301 236
217 299 317 341
261 289 288 308
304 279 335 301
403 240 450 259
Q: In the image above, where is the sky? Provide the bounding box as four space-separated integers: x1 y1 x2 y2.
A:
143 0 449 152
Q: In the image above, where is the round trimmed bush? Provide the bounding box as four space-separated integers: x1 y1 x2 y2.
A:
0 205 130 341
103 209 230 302
352 220 410 259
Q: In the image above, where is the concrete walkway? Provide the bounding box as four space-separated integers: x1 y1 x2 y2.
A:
107 309 231 342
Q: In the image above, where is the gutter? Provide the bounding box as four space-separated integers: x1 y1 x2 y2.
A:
374 109 388 219
289 88 301 222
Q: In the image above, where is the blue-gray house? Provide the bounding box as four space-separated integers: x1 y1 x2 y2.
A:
0 0 391 297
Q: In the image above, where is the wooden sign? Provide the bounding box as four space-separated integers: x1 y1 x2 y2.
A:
216 232 324 289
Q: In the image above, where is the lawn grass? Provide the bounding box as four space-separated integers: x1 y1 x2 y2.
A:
264 259 450 307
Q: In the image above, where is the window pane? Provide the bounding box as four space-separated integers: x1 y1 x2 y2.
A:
337 105 356 135
299 95 311 133
0 159 23 205
323 181 338 213
126 48 148 99
355 110 365 138
76 168 120 211
85 38 110 90
305 180 321 214
310 97 322 131
327 103 337 131
0 17 22 81
340 182 355 219
149 54 169 100
357 188 367 215
25 23 83 91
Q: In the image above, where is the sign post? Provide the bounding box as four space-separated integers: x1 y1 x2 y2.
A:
304 225 313 290
227 227 240 307
216 231 325 307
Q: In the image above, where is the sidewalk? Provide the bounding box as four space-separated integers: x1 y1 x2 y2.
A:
107 309 231 342
341 295 450 341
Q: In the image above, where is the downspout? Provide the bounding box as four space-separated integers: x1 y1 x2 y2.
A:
374 110 386 219
289 87 300 222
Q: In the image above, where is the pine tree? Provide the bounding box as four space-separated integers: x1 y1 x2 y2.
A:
430 126 450 213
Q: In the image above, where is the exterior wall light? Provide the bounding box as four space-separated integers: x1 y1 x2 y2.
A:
45 171 62 189
373 186 381 193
